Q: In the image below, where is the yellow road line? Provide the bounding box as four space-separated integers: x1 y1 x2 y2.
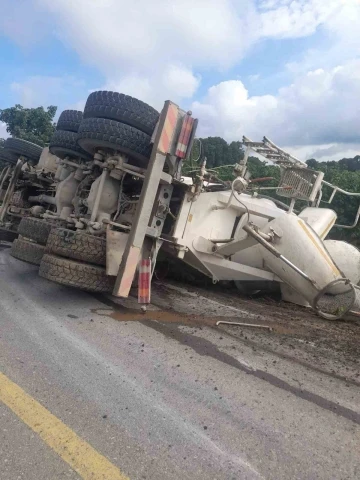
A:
0 371 129 480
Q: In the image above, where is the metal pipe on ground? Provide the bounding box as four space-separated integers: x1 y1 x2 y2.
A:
216 321 272 331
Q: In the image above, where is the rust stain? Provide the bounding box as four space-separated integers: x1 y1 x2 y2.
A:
91 307 217 326
90 305 288 333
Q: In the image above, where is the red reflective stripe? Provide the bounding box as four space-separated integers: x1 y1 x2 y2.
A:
175 116 190 157
176 115 188 154
183 116 193 142
176 115 194 158
138 259 151 304
158 104 178 154
167 103 177 126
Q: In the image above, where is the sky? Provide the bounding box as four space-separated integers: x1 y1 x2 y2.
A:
0 0 360 162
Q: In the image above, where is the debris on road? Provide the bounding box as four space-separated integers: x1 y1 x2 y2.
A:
216 320 273 331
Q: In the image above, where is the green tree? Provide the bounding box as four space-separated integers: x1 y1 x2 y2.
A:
306 158 317 169
200 136 244 168
189 135 360 244
228 141 243 164
305 159 360 243
0 104 57 147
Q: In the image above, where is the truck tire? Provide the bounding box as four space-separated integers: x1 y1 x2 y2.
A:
39 254 114 292
10 238 45 265
4 138 42 162
18 217 55 245
56 110 83 133
0 147 18 165
77 118 152 167
84 91 159 135
49 130 92 161
46 228 106 266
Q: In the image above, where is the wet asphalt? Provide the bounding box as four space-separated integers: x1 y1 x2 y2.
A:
0 245 359 480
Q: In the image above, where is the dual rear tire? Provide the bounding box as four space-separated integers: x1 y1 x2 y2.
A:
49 109 91 161
39 253 114 293
10 217 57 266
10 238 45 266
39 227 110 293
13 217 111 293
77 91 159 167
4 138 42 163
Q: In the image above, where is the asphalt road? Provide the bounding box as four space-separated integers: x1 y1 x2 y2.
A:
0 243 359 480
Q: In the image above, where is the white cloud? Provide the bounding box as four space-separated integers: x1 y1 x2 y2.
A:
33 0 248 107
102 65 200 110
35 0 342 69
192 59 360 161
2 0 359 162
285 143 360 162
10 75 87 114
257 0 340 39
192 80 278 140
0 0 50 48
0 122 9 140
26 0 342 109
162 65 200 100
37 0 248 70
286 0 360 74
103 76 152 105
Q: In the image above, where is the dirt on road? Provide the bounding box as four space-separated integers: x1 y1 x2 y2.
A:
98 279 360 385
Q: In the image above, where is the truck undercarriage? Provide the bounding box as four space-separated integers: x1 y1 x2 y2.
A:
1 91 360 321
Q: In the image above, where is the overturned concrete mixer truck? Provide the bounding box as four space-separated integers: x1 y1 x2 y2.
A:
6 91 360 320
